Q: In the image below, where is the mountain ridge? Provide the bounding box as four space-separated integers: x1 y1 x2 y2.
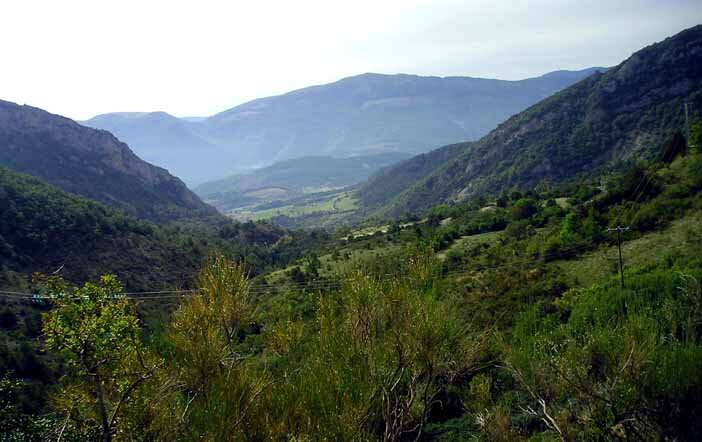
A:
359 25 702 216
0 100 215 222
83 67 606 185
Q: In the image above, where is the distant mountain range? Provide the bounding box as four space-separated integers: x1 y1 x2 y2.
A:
83 68 605 186
358 25 702 216
0 100 214 222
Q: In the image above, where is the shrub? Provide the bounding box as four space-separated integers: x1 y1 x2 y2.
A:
504 221 529 240
511 199 538 220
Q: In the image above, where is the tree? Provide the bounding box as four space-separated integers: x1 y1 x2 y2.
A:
414 225 424 239
427 213 442 228
509 189 523 201
581 205 601 242
511 198 538 220
306 252 321 279
42 275 160 442
504 220 529 241
387 221 401 237
159 256 270 440
559 212 578 247
271 252 482 441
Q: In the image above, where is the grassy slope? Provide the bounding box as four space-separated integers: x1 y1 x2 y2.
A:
554 210 701 286
229 190 358 222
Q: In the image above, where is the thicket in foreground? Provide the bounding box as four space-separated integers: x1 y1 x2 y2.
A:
28 244 702 440
32 252 478 441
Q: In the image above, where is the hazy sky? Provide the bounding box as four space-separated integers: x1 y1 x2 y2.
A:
1 0 700 120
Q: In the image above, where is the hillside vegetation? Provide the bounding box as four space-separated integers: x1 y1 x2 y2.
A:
2 24 702 442
0 167 328 291
361 25 702 217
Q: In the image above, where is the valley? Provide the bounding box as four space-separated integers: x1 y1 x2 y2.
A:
194 152 407 226
225 188 357 223
1 19 701 442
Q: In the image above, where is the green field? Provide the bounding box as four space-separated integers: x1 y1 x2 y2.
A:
227 190 358 222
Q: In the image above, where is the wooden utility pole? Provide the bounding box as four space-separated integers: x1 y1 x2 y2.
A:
685 102 691 148
607 226 630 288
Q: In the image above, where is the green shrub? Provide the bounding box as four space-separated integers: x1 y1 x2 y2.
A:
511 199 538 220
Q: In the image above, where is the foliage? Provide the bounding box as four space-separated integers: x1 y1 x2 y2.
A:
42 274 161 442
0 166 329 291
503 260 702 440
262 251 482 441
4 61 702 440
511 198 538 220
689 118 702 153
146 256 269 441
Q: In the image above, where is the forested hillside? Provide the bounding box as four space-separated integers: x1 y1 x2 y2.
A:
0 167 327 291
0 166 200 291
0 100 214 222
361 25 702 216
357 141 469 209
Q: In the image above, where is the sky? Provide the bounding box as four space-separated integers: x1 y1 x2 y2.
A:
1 0 700 120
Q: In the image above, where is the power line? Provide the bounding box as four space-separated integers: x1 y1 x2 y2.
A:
1 217 691 303
0 241 604 301
0 242 594 300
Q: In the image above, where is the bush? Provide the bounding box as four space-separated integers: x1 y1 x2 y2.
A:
503 221 529 240
504 261 702 439
541 235 562 261
511 199 538 220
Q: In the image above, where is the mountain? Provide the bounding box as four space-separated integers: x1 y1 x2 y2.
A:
82 111 228 185
356 142 469 210
83 68 604 186
0 100 215 222
195 152 411 212
359 25 702 216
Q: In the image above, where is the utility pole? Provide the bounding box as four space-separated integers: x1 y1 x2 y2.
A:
607 226 630 288
685 102 691 148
